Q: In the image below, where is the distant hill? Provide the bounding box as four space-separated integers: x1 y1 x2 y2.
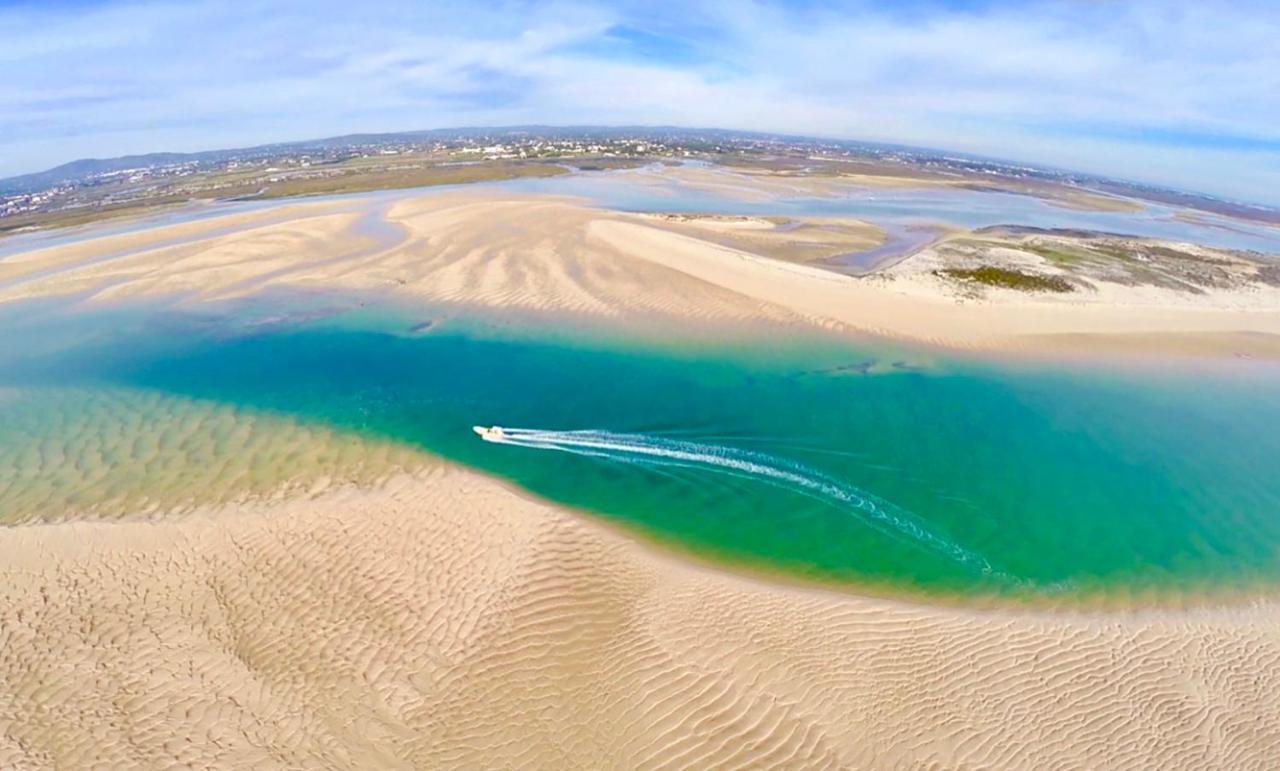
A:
0 125 941 196
0 153 223 194
0 125 741 194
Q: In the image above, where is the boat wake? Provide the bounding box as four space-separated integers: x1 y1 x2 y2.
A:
476 426 1005 579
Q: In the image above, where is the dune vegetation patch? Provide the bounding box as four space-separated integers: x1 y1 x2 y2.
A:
937 266 1075 293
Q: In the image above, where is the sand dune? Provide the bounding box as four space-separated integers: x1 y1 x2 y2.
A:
0 466 1276 768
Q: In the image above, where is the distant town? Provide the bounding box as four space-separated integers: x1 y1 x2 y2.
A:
3 126 1276 233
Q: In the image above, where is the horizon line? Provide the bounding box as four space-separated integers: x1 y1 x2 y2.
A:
4 122 1275 211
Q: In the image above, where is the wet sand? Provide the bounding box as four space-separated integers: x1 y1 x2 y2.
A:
0 387 422 525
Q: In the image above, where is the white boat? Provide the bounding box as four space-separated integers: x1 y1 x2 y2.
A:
473 425 506 442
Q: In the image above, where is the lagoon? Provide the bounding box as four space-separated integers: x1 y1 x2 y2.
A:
3 298 1279 601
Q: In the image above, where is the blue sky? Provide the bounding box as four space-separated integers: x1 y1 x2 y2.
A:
3 0 1279 204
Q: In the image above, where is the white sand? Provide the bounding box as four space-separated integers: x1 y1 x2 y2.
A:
1 465 1276 769
3 188 1277 357
2 179 1280 767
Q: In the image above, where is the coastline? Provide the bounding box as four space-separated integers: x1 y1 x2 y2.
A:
1 187 1278 360
2 178 1280 765
2 463 1277 768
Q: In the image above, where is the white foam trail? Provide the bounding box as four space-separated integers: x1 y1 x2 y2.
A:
483 427 1003 577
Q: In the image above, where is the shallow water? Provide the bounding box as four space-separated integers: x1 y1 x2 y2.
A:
502 166 1280 256
6 165 1277 277
3 298 1279 601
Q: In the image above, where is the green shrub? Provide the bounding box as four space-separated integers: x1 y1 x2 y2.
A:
938 266 1074 293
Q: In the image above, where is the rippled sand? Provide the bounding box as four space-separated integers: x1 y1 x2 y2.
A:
1 466 1276 768
5 187 1279 355
0 387 423 523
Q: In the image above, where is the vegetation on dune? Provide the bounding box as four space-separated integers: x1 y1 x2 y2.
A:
251 161 570 199
0 198 192 235
937 266 1075 293
1020 242 1093 266
942 234 1279 294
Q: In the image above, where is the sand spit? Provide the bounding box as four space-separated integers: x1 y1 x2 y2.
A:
2 187 1278 357
636 212 885 267
588 219 1280 352
628 162 1144 214
638 162 970 200
0 465 1276 768
0 199 348 290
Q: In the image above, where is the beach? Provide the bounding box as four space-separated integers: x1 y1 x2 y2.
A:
2 465 1277 768
3 186 1278 357
2 170 1280 768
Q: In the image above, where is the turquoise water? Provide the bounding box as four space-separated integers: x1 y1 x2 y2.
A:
4 298 1280 601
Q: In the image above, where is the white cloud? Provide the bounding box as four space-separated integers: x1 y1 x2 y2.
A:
2 0 1278 203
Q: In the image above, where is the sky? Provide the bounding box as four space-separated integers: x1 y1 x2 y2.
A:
3 0 1279 204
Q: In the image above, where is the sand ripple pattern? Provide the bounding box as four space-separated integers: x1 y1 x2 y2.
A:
5 187 1280 353
364 198 803 322
0 196 804 325
0 387 422 524
0 467 1277 768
